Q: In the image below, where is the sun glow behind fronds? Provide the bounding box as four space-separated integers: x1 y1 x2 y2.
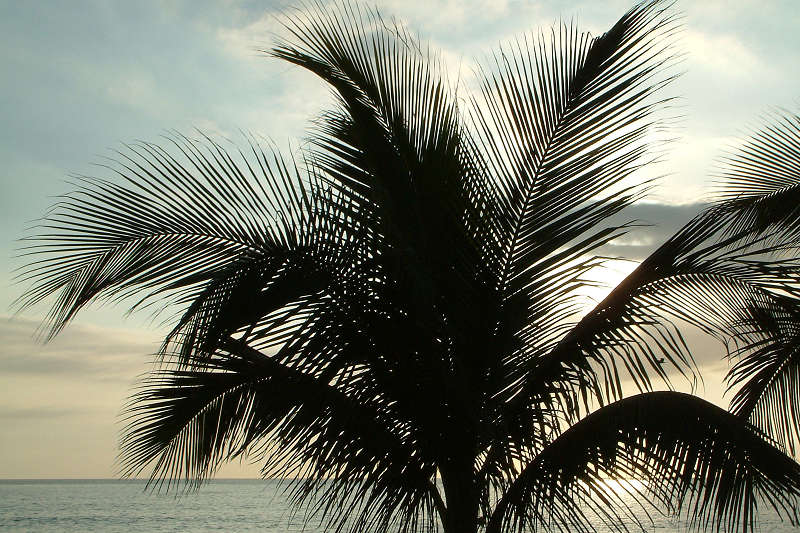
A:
580 258 641 309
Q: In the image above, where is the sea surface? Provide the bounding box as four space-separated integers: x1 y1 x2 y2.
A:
0 479 797 532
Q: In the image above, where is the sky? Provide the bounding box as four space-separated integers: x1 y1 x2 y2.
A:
1 0 799 479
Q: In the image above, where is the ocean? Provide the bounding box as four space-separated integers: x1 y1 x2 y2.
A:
0 479 797 532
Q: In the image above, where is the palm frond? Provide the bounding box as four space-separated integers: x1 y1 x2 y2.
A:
472 1 687 483
715 108 800 241
272 0 500 328
14 133 311 339
512 161 800 413
122 338 441 533
486 157 800 515
487 392 800 533
472 0 680 290
727 308 800 457
471 0 681 405
706 108 800 455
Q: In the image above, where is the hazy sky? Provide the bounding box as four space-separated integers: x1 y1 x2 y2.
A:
1 0 799 478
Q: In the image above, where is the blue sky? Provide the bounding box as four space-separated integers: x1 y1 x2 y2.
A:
1 0 799 478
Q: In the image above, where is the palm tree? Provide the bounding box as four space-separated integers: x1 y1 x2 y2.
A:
16 0 800 531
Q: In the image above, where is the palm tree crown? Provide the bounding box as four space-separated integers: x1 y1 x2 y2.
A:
16 1 800 532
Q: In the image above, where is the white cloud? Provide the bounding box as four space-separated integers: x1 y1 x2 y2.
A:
684 29 763 80
214 9 334 139
216 10 278 58
648 133 740 204
188 117 234 140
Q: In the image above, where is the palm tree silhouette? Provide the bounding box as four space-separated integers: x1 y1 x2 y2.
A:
16 1 800 532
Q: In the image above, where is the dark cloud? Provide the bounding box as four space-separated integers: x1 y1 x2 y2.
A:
0 316 159 380
0 407 81 420
599 202 708 260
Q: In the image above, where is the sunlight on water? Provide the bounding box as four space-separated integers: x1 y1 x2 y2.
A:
597 478 647 496
579 479 799 533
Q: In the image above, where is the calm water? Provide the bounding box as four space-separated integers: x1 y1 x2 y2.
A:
0 479 797 532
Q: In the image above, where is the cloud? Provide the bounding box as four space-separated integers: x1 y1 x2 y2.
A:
0 315 160 380
0 407 81 420
0 316 169 476
598 202 707 260
684 29 763 80
0 314 264 478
